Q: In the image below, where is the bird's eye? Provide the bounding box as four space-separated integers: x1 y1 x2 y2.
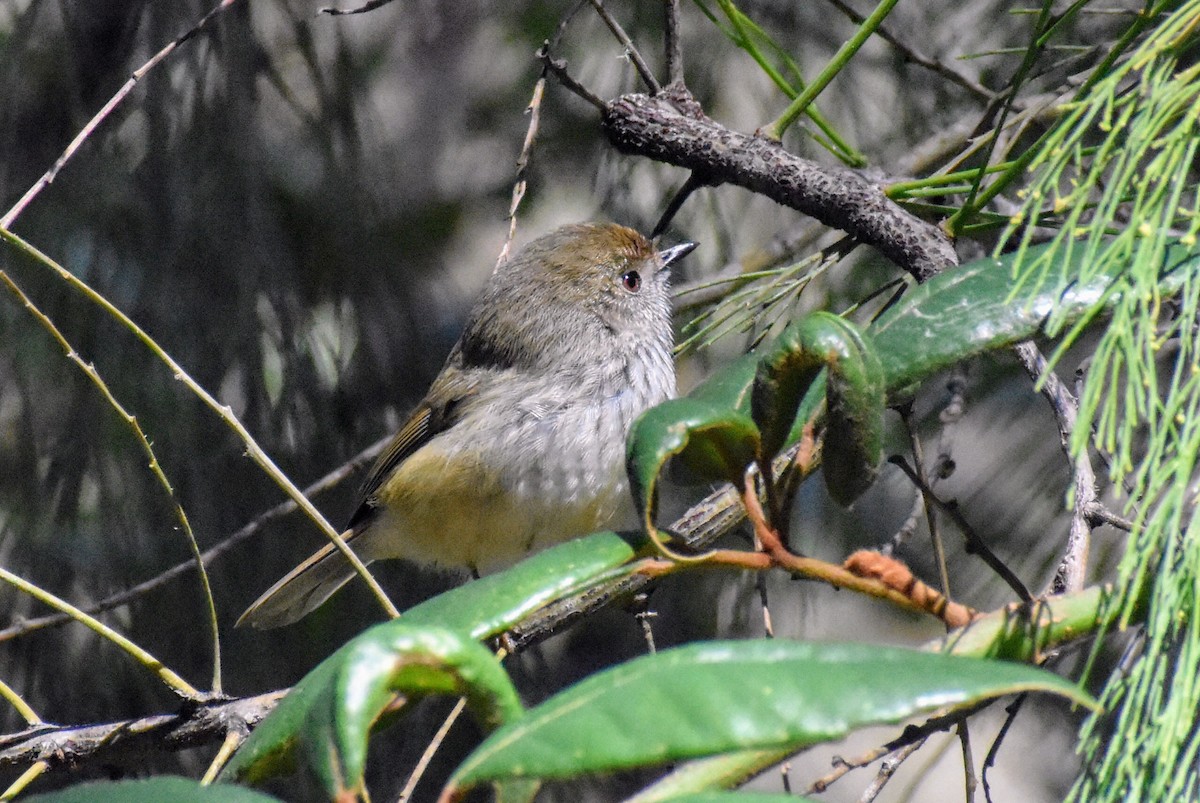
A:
621 270 642 293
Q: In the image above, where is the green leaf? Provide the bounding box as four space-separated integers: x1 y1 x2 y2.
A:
402 529 646 639
223 531 653 790
686 352 758 415
221 625 522 798
926 584 1128 662
24 777 282 802
752 312 885 504
871 240 1197 395
447 640 1095 790
626 398 760 536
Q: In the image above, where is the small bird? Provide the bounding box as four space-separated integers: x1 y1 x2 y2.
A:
238 223 696 628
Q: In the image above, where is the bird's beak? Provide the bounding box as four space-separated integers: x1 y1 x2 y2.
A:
657 241 698 268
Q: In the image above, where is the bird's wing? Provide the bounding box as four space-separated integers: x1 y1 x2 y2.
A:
347 370 479 529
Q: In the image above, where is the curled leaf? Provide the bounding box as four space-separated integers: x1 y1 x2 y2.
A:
752 312 885 505
222 624 522 798
626 398 760 556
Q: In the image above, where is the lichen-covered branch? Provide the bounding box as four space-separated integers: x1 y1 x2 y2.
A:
601 88 958 282
0 691 285 773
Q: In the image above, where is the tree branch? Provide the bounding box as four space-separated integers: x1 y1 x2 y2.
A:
0 692 285 772
600 87 958 282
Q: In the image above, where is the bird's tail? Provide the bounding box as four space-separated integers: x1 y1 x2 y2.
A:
237 535 370 629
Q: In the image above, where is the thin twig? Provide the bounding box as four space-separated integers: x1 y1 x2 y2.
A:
0 761 49 801
652 172 708 238
587 0 661 94
1012 341 1094 593
1 0 242 229
540 52 606 111
858 740 924 802
663 0 685 86
899 404 953 610
495 68 546 270
0 681 40 728
959 721 977 802
494 2 585 268
0 434 388 642
1084 503 1133 532
200 729 244 784
636 606 659 654
0 567 199 700
981 694 1026 803
808 699 994 796
888 456 1032 603
755 572 775 638
884 489 926 556
397 698 467 802
821 0 994 101
0 272 223 693
808 746 888 793
554 0 590 48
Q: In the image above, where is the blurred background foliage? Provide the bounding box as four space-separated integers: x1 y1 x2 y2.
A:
0 0 1154 800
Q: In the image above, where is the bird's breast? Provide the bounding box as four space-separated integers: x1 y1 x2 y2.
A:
367 350 673 572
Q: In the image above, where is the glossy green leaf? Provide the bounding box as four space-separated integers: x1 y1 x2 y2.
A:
24 777 282 802
871 240 1197 394
635 239 1198 519
221 625 521 798
686 352 758 414
403 529 647 639
631 584 1129 799
752 312 885 504
928 584 1124 662
447 640 1094 790
222 531 653 789
627 398 760 535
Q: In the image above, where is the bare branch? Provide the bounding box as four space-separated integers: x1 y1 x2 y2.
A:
822 0 994 101
888 456 1032 602
0 692 285 772
1011 341 1096 593
397 699 466 802
601 89 958 281
1 0 242 229
652 172 708 238
982 694 1026 803
587 0 661 94
663 0 684 86
858 740 924 802
540 51 607 111
495 69 547 270
899 404 953 604
0 435 390 643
